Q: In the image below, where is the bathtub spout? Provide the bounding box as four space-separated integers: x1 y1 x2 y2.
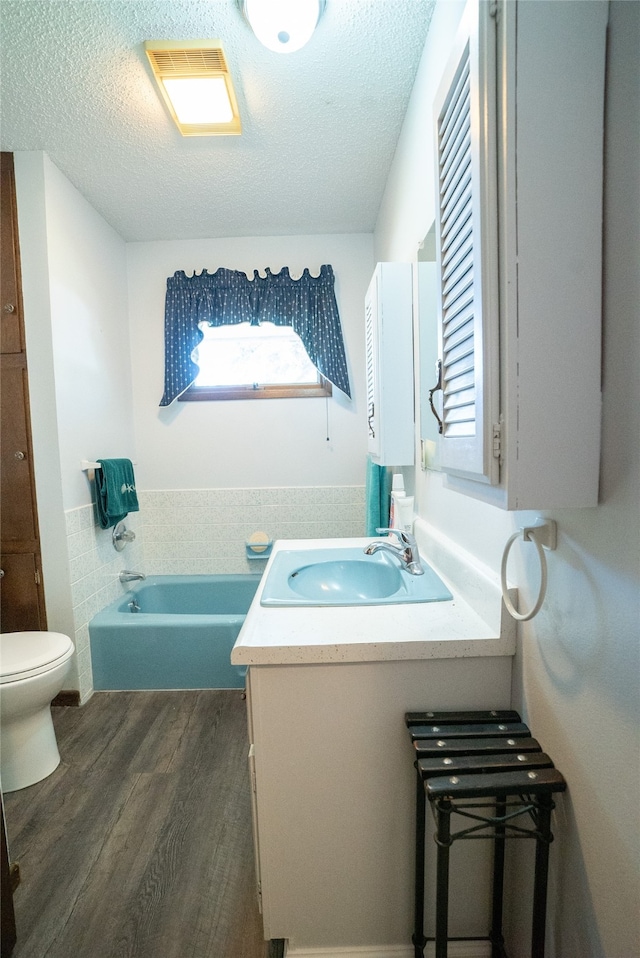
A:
119 570 146 583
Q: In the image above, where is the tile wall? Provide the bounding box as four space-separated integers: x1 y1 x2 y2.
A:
65 486 365 700
65 504 143 702
138 486 366 574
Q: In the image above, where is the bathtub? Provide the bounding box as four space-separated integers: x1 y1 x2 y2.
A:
89 575 262 690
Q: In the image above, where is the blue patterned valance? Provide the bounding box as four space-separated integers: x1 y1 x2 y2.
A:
160 265 352 406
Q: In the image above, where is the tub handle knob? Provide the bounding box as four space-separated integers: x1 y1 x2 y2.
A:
113 521 136 551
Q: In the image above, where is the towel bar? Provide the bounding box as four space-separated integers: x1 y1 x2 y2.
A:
81 459 137 471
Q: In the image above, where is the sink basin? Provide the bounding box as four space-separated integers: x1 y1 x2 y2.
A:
260 546 453 607
288 558 403 601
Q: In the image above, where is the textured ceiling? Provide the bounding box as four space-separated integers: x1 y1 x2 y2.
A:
0 0 435 241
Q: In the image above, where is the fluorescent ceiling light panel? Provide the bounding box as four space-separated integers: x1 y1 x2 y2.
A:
162 78 233 124
242 0 324 54
145 40 241 136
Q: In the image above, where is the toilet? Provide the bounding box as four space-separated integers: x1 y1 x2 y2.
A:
0 631 75 792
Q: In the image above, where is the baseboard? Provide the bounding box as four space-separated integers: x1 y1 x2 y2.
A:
51 690 81 707
284 941 492 958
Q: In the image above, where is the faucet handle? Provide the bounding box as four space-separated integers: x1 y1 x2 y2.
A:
375 527 414 545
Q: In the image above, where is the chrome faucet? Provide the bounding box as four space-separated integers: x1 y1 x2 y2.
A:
119 570 146 583
363 528 424 576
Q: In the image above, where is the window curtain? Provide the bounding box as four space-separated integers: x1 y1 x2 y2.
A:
159 265 352 406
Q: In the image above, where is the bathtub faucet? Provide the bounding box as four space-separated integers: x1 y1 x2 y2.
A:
119 570 146 583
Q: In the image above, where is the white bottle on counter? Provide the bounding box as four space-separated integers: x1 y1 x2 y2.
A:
389 474 405 530
390 473 414 532
396 495 414 532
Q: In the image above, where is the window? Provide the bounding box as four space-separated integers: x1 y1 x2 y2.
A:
159 265 351 406
179 322 332 401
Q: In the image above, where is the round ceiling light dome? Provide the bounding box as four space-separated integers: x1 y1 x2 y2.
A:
242 0 325 54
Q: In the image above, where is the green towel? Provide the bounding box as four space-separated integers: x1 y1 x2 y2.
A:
95 459 139 530
365 456 391 536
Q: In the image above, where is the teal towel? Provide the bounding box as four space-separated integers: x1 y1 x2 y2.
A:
365 457 391 536
95 459 139 530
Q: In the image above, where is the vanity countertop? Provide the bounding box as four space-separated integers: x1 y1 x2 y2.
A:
231 536 515 666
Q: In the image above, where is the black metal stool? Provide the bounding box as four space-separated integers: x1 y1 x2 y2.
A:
405 710 566 958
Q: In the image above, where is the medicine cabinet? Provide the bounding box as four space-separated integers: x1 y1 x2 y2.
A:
431 0 607 509
365 262 414 466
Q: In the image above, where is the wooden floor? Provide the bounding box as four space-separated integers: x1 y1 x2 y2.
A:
4 690 267 958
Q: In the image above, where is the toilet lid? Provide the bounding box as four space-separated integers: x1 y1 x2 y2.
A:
0 631 74 683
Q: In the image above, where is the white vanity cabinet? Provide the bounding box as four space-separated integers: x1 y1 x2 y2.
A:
245 656 512 952
432 0 608 509
366 261 414 466
233 536 516 953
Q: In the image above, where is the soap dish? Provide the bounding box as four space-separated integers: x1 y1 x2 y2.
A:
245 532 273 560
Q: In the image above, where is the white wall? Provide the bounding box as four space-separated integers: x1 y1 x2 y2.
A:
14 151 138 695
16 152 136 513
375 3 640 957
42 158 136 511
126 234 373 490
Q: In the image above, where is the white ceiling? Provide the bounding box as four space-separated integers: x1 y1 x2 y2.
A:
0 0 435 242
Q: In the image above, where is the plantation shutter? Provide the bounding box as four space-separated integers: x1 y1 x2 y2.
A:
365 290 378 455
433 0 499 484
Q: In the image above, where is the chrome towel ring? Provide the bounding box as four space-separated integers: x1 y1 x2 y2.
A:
500 520 557 621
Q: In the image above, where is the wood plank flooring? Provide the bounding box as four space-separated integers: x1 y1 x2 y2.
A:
4 691 267 958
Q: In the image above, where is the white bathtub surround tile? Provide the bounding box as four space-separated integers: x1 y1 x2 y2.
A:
64 507 82 536
64 502 145 700
142 542 169 563
221 488 246 506
138 490 174 515
73 624 90 656
240 488 263 505
198 489 228 508
311 486 337 505
151 524 179 542
76 643 92 677
253 488 280 505
238 504 264 526
189 523 217 543
287 487 316 506
175 506 202 527
139 486 364 576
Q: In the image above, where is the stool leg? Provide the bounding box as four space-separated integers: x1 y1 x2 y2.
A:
531 795 553 958
412 768 427 957
490 798 507 958
434 797 452 958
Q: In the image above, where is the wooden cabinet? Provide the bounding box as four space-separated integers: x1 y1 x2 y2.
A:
1 361 38 542
0 155 23 355
0 152 46 633
0 554 42 633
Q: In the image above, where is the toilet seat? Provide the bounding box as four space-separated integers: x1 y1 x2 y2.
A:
0 631 74 684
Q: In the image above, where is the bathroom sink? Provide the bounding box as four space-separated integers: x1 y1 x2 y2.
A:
288 558 403 601
260 546 453 607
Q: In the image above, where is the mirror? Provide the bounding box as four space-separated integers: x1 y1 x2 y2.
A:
417 223 441 471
